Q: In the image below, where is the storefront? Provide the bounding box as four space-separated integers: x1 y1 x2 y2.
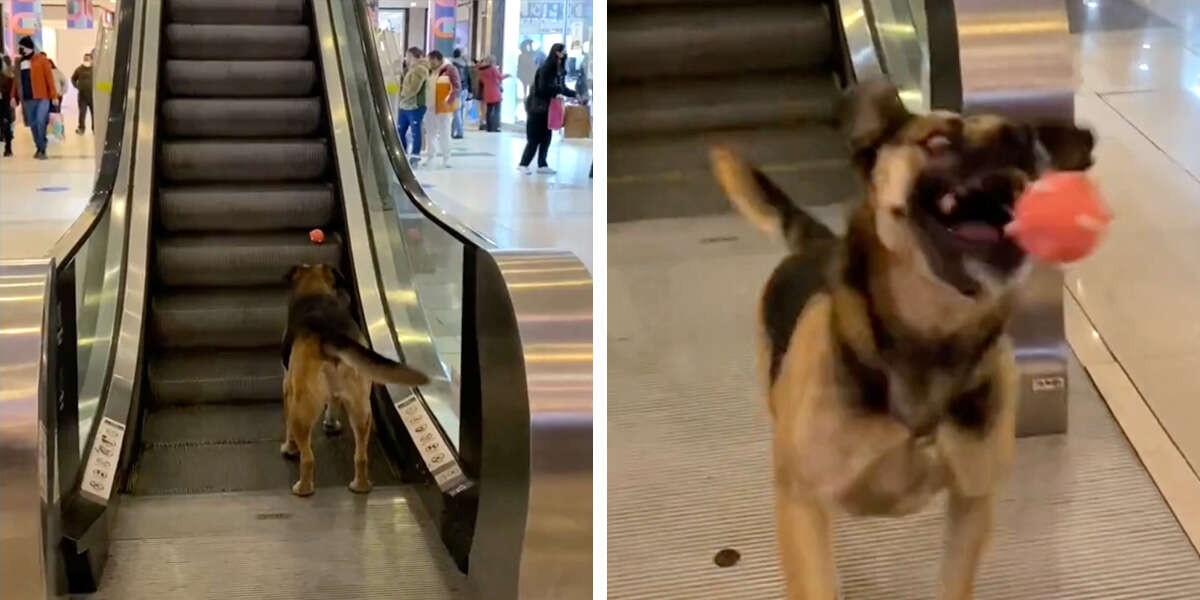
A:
498 0 591 126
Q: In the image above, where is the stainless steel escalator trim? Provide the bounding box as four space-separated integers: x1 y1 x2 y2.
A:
0 259 55 599
77 0 162 508
311 0 470 496
839 0 883 81
344 1 594 596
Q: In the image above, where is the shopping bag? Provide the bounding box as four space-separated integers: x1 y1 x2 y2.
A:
467 101 479 122
563 104 591 139
48 113 66 142
548 97 565 130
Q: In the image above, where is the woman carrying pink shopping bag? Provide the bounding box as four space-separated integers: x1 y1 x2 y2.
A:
517 43 576 175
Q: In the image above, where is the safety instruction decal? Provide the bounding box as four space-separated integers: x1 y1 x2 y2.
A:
81 417 125 502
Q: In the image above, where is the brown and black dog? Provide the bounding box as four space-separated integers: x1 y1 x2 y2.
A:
281 264 428 497
711 81 1094 599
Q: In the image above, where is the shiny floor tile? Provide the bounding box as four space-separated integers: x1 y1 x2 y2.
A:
414 129 593 273
0 110 95 260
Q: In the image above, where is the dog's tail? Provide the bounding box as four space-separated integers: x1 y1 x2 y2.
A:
322 334 430 385
709 145 834 254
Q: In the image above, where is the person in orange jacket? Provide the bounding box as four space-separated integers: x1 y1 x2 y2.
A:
10 36 58 159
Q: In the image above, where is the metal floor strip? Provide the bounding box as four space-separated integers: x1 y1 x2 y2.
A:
608 215 1200 599
85 487 467 599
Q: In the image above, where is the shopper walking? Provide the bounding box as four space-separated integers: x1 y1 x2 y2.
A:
426 50 461 168
518 43 575 175
450 48 469 139
10 36 58 159
0 55 14 157
72 52 94 134
517 39 536 103
396 47 430 167
476 56 507 133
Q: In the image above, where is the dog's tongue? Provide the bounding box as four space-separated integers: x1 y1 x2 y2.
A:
952 222 1001 244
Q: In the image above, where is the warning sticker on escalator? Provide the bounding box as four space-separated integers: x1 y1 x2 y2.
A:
394 393 472 496
81 417 125 502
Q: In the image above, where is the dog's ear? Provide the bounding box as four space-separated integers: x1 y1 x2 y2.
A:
1034 123 1095 171
285 265 304 283
330 266 350 291
841 79 912 173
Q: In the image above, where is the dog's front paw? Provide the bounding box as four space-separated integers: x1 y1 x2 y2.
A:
292 480 315 497
280 440 299 459
349 478 373 494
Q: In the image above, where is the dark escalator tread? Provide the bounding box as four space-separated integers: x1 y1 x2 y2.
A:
166 24 311 59
152 287 288 349
156 231 342 287
609 162 860 221
610 124 850 179
165 60 316 98
131 425 402 495
609 3 833 81
167 0 305 25
611 72 840 136
163 98 322 138
150 348 282 404
161 139 329 183
159 183 335 232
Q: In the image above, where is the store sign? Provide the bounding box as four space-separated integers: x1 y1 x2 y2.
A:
521 0 567 35
67 0 94 30
431 0 456 55
9 0 43 50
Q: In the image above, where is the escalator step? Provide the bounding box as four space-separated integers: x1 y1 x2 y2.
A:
167 0 305 25
161 139 329 183
166 24 311 60
152 287 288 348
611 72 841 136
165 60 316 97
156 231 342 287
163 98 322 138
610 2 832 81
131 405 402 495
159 183 335 232
149 348 282 405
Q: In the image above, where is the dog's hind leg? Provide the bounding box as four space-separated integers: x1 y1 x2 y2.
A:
280 376 298 458
343 375 374 494
776 486 837 600
937 491 993 600
289 413 317 497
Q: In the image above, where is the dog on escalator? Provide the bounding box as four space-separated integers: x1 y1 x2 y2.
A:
709 80 1094 599
281 264 429 497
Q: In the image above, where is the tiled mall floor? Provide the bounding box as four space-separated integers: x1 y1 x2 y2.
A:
0 109 95 259
412 127 594 273
1069 0 1200 485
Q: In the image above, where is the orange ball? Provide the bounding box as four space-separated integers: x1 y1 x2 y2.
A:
309 228 325 244
1006 172 1111 263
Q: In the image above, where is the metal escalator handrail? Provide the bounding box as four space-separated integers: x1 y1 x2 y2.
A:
343 3 594 597
48 0 140 267
348 2 496 250
58 2 161 592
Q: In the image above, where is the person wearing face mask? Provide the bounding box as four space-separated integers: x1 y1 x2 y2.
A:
517 43 576 175
10 36 58 159
72 53 94 134
396 47 430 168
1 55 14 157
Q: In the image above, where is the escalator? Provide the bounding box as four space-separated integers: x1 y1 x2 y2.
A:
0 0 591 598
138 0 365 497
609 0 858 221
